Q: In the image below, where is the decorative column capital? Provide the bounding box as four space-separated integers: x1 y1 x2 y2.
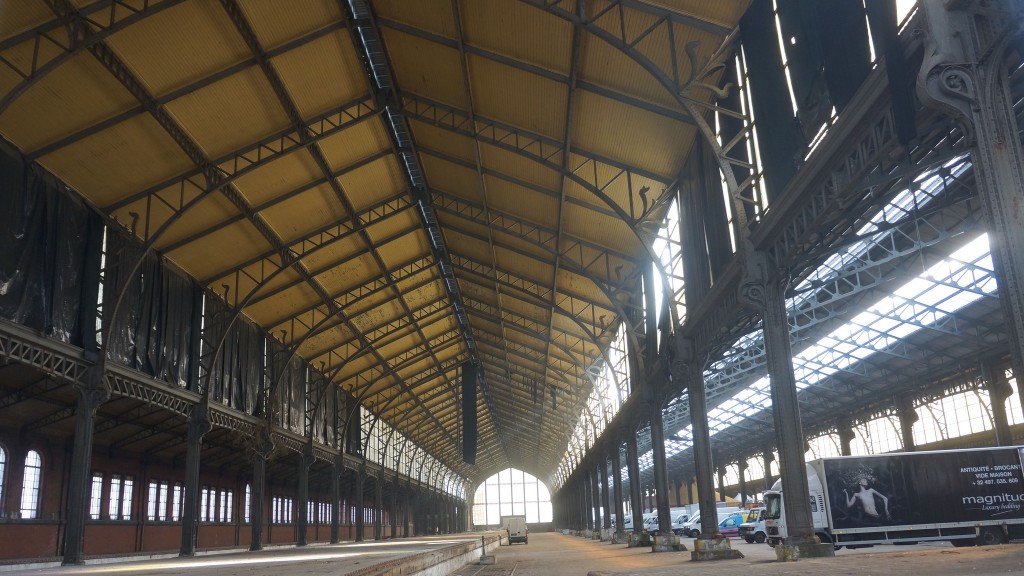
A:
75 363 111 409
189 400 212 438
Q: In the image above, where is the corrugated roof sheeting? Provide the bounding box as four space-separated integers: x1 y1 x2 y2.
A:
237 0 342 50
381 28 467 108
270 32 369 118
373 0 457 39
468 55 569 140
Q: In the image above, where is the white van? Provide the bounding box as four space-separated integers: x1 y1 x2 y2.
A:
504 516 528 544
681 509 741 537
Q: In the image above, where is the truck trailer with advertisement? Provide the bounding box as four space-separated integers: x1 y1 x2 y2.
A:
764 446 1024 548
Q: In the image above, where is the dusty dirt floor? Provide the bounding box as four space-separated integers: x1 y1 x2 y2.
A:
451 532 1024 576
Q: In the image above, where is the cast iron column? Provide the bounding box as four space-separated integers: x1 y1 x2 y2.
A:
599 458 612 533
62 366 110 565
681 352 720 539
355 463 365 541
180 401 212 556
250 429 274 550
625 430 644 535
297 444 312 546
919 0 1024 406
329 453 344 543
649 399 674 538
837 420 855 457
588 469 598 532
738 461 748 507
762 450 775 490
982 362 1014 446
897 397 918 452
374 475 383 540
611 446 627 538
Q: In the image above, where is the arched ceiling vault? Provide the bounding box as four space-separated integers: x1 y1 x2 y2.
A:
0 0 749 486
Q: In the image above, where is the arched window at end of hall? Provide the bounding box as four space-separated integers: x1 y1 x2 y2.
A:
20 449 43 519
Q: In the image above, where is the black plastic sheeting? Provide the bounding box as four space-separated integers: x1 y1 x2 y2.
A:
104 231 198 388
0 144 101 346
740 0 804 203
865 0 918 147
200 292 263 412
265 338 308 434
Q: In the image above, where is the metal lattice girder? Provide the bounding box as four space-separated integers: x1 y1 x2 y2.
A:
104 95 379 239
377 15 694 126
401 92 674 226
347 331 464 397
450 255 601 355
0 0 185 113
430 188 643 282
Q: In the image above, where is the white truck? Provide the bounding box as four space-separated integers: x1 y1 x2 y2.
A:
764 446 1024 548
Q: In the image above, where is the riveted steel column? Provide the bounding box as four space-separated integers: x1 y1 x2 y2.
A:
329 453 343 544
62 366 110 565
762 450 775 490
589 469 599 533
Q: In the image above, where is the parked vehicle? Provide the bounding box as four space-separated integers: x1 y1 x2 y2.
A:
681 508 742 537
670 509 693 535
717 512 745 537
504 515 528 544
739 507 767 543
765 446 1024 549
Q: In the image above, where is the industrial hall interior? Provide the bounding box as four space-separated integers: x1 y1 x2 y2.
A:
1 0 1024 567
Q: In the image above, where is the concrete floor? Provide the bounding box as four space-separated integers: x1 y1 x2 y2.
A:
8 532 1024 576
454 533 1024 576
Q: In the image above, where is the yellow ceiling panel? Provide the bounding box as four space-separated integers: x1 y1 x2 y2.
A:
382 27 466 109
151 192 242 252
461 0 573 76
350 298 406 336
297 232 366 276
490 230 552 265
317 119 391 173
480 174 559 230
298 322 355 360
572 89 694 178
164 67 291 159
407 120 477 166
365 208 421 246
312 250 381 295
271 30 369 118
374 0 455 39
459 276 497 305
166 219 270 281
445 228 493 266
35 114 193 208
476 142 562 192
556 269 613 312
401 282 446 311
421 316 458 342
493 246 552 286
436 211 490 244
374 229 432 271
561 193 641 255
237 0 342 49
259 183 349 244
468 54 567 140
231 147 323 207
104 1 251 98
0 1 53 39
1 53 138 153
646 0 750 28
419 154 483 202
336 155 408 212
578 32 679 112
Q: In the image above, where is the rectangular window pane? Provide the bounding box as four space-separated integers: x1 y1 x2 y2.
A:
89 473 103 520
158 482 169 521
171 484 182 521
122 477 134 520
108 475 122 519
147 481 158 521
